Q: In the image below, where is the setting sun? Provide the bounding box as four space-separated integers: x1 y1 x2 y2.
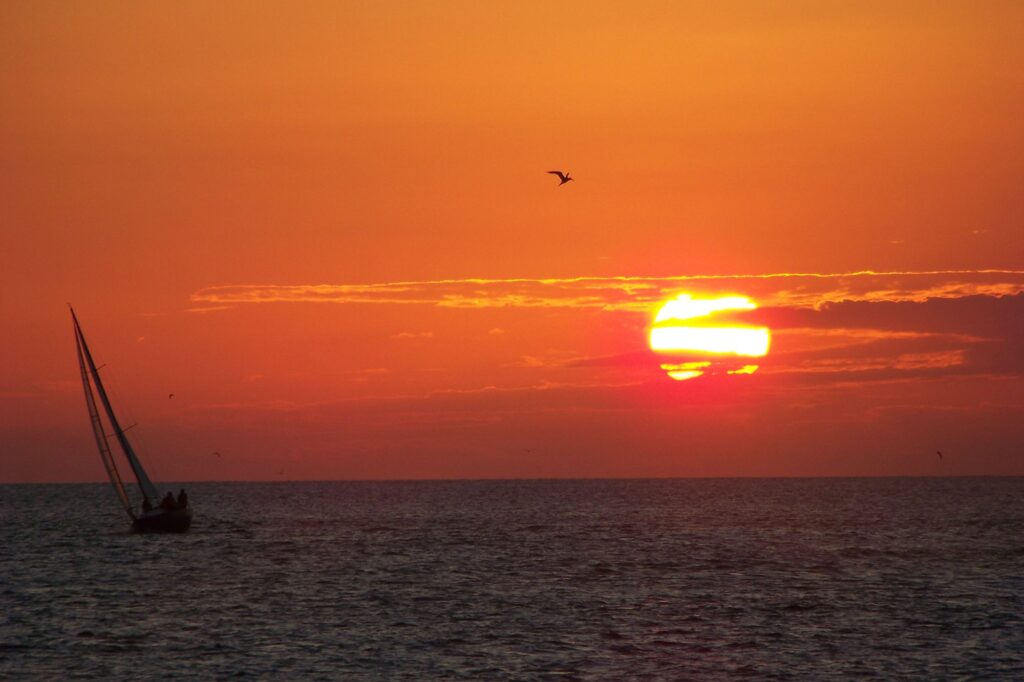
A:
649 294 770 380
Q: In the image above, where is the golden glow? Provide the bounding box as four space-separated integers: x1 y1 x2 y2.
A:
660 362 712 381
650 326 770 356
653 294 757 323
650 294 770 380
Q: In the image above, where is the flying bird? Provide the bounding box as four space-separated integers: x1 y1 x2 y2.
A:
213 451 222 458
547 170 573 186
168 393 174 399
937 450 943 459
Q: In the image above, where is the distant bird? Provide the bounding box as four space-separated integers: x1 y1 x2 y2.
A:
937 450 943 460
168 393 174 399
213 451 222 458
547 170 573 186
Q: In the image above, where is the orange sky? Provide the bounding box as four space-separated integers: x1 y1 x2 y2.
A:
2 2 1023 482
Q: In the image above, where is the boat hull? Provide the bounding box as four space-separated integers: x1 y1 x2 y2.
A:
132 506 192 533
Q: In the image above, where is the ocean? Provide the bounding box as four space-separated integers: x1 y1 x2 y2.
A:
1 478 1022 680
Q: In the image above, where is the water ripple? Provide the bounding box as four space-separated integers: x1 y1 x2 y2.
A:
1 478 1022 679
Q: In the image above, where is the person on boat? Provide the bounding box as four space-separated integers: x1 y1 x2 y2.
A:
161 492 175 510
177 489 188 508
142 498 153 513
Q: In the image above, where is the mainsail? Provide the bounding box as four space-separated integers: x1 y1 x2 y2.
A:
75 326 134 518
72 308 161 509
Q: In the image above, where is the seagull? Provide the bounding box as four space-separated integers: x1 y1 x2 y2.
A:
547 170 573 186
213 451 222 458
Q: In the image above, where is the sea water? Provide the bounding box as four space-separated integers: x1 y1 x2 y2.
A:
1 478 1022 679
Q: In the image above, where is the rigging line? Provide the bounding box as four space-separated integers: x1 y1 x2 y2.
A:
105 423 137 438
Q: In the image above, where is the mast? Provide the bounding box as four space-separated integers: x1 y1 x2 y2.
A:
76 323 135 519
71 308 161 506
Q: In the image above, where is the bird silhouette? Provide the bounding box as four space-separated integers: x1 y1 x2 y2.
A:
937 450 943 459
547 170 573 186
168 393 174 399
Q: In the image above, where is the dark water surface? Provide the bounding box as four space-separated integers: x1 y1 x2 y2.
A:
2 478 1022 680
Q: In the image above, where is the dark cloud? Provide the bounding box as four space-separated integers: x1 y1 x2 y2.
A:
756 292 1024 338
753 293 1024 380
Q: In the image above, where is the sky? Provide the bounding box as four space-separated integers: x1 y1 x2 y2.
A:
2 1 1023 482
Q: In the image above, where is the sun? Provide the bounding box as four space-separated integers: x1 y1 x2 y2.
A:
649 293 770 380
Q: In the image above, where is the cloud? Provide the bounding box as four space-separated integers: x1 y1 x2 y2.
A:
185 305 235 314
512 355 547 368
189 270 1024 384
756 292 1024 336
756 293 1024 378
504 348 583 369
349 368 392 383
391 331 434 340
191 269 1024 312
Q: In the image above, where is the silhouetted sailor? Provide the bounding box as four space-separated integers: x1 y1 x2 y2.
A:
177 489 188 508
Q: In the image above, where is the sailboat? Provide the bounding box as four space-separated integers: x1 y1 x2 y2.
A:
71 307 192 533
